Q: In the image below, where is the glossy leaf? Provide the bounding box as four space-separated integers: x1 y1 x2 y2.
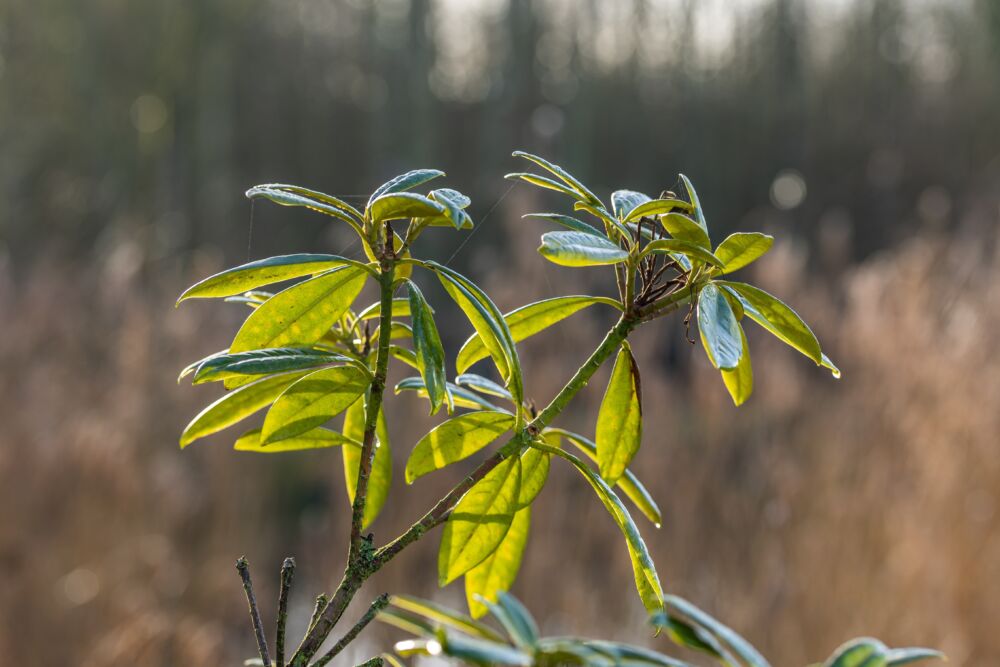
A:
233 426 359 453
261 366 370 443
465 508 530 619
611 190 652 219
439 630 533 667
406 411 515 483
229 266 367 353
395 377 504 413
429 188 474 229
408 281 447 414
246 185 364 233
714 232 774 273
717 281 823 365
341 399 392 529
388 595 505 642
178 254 365 303
456 374 513 402
698 283 744 370
661 595 771 667
660 212 712 249
573 201 633 240
512 151 601 204
624 198 693 222
516 443 550 508
457 295 618 374
369 192 445 223
721 324 754 406
357 298 412 321
679 174 708 232
522 212 604 237
505 172 579 198
368 168 445 208
438 455 522 585
596 344 642 484
539 231 629 267
642 239 725 268
179 371 309 448
190 347 353 385
487 592 539 650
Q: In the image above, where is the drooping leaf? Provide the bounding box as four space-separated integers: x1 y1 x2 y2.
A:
611 190 652 219
516 443 550 508
678 174 709 232
408 281 447 415
596 344 642 485
717 281 824 365
395 377 504 413
697 283 743 370
539 231 629 267
660 212 712 249
721 324 753 406
190 348 354 385
179 371 309 448
486 592 539 650
439 630 533 667
388 595 505 642
406 411 515 483
455 374 513 402
341 399 392 529
229 266 368 352
714 232 774 273
660 595 771 667
511 151 601 204
367 168 446 208
624 198 694 222
260 366 370 443
522 213 605 237
234 426 359 453
438 455 522 585
246 185 364 234
369 192 445 223
642 239 725 268
178 254 367 303
457 295 618 373
465 508 531 619
548 428 661 526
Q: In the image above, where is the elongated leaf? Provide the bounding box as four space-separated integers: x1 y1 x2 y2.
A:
643 239 725 268
191 347 353 385
679 174 708 232
885 648 945 666
396 377 504 412
261 366 370 443
539 231 628 267
486 592 539 650
246 183 364 222
179 371 309 448
408 281 447 415
537 444 663 614
406 411 515 483
341 399 392 529
698 283 743 370
368 168 445 208
178 349 227 382
505 172 580 198
717 281 823 365
548 428 661 526
660 212 711 249
596 344 642 484
624 198 693 222
721 324 753 406
573 201 633 240
370 192 446 223
512 151 601 204
388 595 505 642
178 254 365 303
234 426 359 453
456 374 513 402
823 638 888 667
580 640 694 667
230 266 368 353
523 213 604 237
438 455 522 585
714 232 774 273
429 188 474 229
612 190 652 219
357 298 413 321
439 630 533 667
517 443 550 508
457 295 618 373
662 595 771 667
466 508 531 619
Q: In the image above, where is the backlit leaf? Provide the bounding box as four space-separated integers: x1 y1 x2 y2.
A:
406 411 515 483
369 192 445 223
368 168 445 208
624 198 693 222
522 213 605 237
611 190 652 219
721 324 753 406
439 630 533 667
395 377 504 413
190 347 354 385
539 231 629 267
388 595 505 642
341 399 392 529
178 254 366 303
661 595 771 667
465 508 530 619
246 185 364 234
429 188 474 229
697 283 743 370
357 298 413 321
714 232 774 273
487 592 539 650
885 648 946 666
455 374 513 402
511 151 601 204
823 638 888 667
596 344 642 484
516 443 550 508
717 281 823 365
261 366 371 443
679 174 708 232
234 426 359 453
659 212 711 249
642 239 725 268
408 281 447 415
505 172 579 198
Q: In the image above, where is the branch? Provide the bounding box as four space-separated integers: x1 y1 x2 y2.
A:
312 595 390 667
236 557 271 667
276 557 295 667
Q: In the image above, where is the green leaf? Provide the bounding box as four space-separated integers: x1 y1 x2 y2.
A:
624 198 694 222
246 185 364 234
395 377 504 413
539 231 629 267
369 192 445 223
822 353 842 379
456 374 513 402
536 444 664 615
408 281 447 415
406 411 516 483
573 201 633 240
233 426 359 453
596 344 642 484
714 233 774 273
511 151 601 204
485 591 539 650
517 443 550 508
579 640 694 667
388 595 506 642
721 324 753 406
229 266 368 353
522 213 605 237
661 595 771 667
457 295 618 374
357 297 413 321
341 399 392 529
178 254 367 303
678 174 709 232
505 172 580 198
439 630 533 667
466 508 531 619
438 455 522 585
698 283 744 370
548 428 661 526
428 262 523 407
642 239 725 268
368 168 445 208
885 648 945 666
178 349 227 382
261 366 370 443
179 371 309 448
717 281 823 365
823 638 888 667
428 188 474 229
190 347 353 385
611 190 652 219
660 212 712 249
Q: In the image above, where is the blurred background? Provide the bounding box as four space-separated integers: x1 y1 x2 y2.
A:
2 0 999 664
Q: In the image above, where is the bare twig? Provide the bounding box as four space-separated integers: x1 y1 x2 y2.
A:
313 595 390 667
236 557 271 667
276 557 295 667
308 593 330 634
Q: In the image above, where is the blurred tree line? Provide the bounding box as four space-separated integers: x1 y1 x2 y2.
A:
1 0 998 272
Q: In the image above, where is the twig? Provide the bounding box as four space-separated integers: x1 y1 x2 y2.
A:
356 658 384 667
236 557 271 667
276 557 295 667
308 594 330 633
313 595 390 667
